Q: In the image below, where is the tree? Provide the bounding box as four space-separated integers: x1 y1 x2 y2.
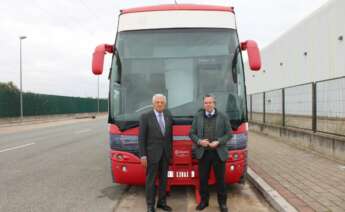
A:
0 81 19 93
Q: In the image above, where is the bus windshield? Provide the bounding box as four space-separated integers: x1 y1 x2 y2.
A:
110 28 247 130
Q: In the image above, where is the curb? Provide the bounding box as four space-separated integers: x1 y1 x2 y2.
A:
247 167 297 212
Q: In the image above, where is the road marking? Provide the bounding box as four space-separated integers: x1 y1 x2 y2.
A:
74 129 91 134
0 142 36 153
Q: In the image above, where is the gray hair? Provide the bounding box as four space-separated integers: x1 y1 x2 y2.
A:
152 93 167 103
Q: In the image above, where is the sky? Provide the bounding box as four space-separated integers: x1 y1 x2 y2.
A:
0 0 330 98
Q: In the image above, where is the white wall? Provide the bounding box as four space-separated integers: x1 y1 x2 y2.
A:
245 0 345 94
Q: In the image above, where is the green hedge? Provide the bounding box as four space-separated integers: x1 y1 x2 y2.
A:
0 82 107 118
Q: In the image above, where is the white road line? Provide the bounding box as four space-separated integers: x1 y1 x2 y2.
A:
0 142 36 153
74 129 91 134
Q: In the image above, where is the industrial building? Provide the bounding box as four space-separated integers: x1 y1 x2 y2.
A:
245 0 345 94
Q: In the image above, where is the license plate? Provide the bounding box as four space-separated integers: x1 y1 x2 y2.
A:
167 171 195 178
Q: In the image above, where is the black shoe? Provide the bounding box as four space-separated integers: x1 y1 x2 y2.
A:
219 204 228 212
196 201 209 210
147 205 156 212
156 203 172 211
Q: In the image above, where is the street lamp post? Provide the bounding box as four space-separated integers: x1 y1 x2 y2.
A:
19 36 27 122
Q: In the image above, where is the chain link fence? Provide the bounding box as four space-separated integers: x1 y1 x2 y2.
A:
265 89 283 125
316 77 345 135
285 83 313 130
248 76 345 136
251 93 264 123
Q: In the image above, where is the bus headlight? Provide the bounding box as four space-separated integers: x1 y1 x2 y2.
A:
230 165 235 172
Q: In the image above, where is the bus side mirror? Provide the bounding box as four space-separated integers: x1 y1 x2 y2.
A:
241 40 261 71
92 44 114 75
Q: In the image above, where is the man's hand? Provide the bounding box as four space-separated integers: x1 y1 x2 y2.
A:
140 157 147 168
199 139 210 147
209 141 220 149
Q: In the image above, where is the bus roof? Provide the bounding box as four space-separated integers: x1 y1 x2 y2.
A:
120 4 234 14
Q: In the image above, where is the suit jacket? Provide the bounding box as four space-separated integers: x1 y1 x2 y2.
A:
189 109 233 162
139 109 173 163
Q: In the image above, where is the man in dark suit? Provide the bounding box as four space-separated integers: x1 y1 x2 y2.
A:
139 94 173 212
189 94 232 212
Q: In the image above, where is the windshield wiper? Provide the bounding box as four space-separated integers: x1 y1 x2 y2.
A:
230 45 240 83
115 49 122 84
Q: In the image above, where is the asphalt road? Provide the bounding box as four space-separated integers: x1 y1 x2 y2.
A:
0 117 125 212
0 117 274 212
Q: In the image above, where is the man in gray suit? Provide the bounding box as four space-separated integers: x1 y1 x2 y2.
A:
139 94 173 212
189 94 232 212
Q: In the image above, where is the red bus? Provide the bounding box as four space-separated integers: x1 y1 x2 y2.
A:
92 4 261 202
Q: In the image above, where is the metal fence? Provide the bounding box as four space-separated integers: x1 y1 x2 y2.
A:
247 76 345 136
0 90 108 118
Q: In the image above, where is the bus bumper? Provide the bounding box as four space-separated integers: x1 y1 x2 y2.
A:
110 149 247 186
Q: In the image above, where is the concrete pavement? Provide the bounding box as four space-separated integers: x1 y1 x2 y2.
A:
115 182 274 212
248 131 345 212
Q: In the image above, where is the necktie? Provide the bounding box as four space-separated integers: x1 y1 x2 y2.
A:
158 113 165 135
